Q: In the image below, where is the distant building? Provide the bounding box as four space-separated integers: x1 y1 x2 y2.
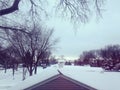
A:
58 59 65 68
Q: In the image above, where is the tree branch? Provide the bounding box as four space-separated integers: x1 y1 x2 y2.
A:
0 25 29 34
0 0 21 16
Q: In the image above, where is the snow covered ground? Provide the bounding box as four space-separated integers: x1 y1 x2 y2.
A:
0 67 45 90
0 65 120 90
59 66 120 90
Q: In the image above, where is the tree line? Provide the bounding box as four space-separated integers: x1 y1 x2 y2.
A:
75 45 120 71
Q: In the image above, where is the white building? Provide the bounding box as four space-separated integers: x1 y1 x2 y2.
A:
58 59 65 68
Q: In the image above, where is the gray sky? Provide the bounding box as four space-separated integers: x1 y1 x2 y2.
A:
46 0 120 60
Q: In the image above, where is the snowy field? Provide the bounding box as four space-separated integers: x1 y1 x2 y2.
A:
0 65 120 90
59 66 120 90
0 67 45 90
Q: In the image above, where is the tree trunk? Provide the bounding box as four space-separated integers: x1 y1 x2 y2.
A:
29 64 33 76
0 0 21 16
4 62 7 73
22 67 27 80
12 64 15 79
34 64 37 74
4 66 7 73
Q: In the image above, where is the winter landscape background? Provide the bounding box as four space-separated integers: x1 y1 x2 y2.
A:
0 0 120 90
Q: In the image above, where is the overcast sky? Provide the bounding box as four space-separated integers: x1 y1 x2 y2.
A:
46 0 120 60
1 0 120 60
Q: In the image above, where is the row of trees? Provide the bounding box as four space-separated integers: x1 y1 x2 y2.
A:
76 45 120 71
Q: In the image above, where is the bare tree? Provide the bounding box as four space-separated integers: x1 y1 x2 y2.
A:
4 23 57 77
0 47 10 73
100 45 120 70
0 0 105 22
0 0 105 37
56 0 105 23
